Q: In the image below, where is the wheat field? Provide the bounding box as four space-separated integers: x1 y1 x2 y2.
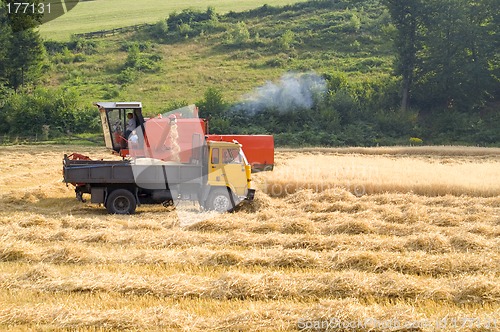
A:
0 145 499 331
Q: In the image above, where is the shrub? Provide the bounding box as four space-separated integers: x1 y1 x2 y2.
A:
375 108 418 137
278 30 295 50
197 87 227 118
225 22 250 46
409 137 423 145
43 40 67 54
68 36 99 55
178 23 192 36
167 8 218 32
150 20 169 39
125 43 140 68
103 86 120 99
117 68 137 85
347 13 361 32
1 87 100 137
339 122 378 146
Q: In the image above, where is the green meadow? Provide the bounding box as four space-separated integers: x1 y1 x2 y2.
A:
39 0 308 40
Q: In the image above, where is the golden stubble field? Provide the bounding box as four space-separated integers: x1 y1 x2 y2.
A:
0 145 500 331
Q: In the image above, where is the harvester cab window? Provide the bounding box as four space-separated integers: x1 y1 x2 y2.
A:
106 108 138 150
222 148 243 164
107 108 125 149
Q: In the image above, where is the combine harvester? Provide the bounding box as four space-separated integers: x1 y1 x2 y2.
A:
63 102 274 214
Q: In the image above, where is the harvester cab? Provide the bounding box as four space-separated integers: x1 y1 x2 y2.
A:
95 102 146 157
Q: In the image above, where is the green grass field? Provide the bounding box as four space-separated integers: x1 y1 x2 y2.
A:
39 0 308 41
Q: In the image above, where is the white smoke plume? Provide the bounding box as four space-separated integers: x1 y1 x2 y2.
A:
234 72 327 114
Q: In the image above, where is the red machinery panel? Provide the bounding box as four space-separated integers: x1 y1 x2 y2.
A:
207 134 274 171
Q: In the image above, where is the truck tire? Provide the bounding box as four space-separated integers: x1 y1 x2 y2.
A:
106 189 137 214
207 188 237 213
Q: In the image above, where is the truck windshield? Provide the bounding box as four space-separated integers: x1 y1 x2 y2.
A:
222 148 244 164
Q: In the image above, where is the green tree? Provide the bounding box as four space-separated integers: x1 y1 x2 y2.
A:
414 0 498 111
0 0 46 90
384 0 424 111
4 0 43 32
278 29 295 50
7 29 45 90
0 1 12 88
197 87 229 133
198 87 226 118
125 42 140 68
386 0 498 112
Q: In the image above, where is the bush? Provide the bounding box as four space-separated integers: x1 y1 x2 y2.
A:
150 20 169 39
68 36 99 55
340 122 378 146
123 42 161 73
346 13 361 32
328 89 360 124
168 8 217 29
409 137 423 145
117 68 137 85
225 22 250 46
43 40 67 54
197 87 227 118
375 108 418 137
125 43 140 68
102 86 120 99
1 87 100 138
278 30 295 50
178 23 192 36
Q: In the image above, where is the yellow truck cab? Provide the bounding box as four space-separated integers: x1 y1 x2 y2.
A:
206 141 254 211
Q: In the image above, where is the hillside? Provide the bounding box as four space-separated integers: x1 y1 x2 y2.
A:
43 0 393 112
2 0 498 146
39 0 309 41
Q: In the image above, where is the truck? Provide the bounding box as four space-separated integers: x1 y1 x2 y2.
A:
63 102 274 214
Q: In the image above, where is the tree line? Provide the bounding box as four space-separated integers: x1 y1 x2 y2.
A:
195 0 499 146
0 0 99 140
0 0 498 145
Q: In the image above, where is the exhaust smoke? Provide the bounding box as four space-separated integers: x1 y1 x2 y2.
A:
234 72 327 114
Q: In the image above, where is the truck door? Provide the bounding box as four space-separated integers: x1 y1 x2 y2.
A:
208 147 223 185
208 146 247 196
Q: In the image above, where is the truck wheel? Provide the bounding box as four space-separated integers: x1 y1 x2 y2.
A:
106 189 136 214
207 188 236 213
